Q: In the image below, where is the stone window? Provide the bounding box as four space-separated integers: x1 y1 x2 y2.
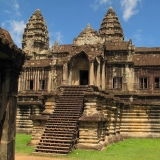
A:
139 77 148 89
29 80 33 90
113 77 122 89
39 80 46 90
155 77 160 88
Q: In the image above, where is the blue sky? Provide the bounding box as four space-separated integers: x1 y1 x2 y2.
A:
0 0 160 48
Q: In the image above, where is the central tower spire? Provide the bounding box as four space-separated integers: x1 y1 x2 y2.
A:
22 9 49 55
99 7 124 42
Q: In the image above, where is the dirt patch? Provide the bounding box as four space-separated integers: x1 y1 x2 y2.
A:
15 153 69 160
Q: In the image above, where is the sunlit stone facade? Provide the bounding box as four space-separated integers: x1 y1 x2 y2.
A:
17 7 160 151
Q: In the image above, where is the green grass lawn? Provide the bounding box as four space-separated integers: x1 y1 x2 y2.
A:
15 133 34 155
16 133 160 160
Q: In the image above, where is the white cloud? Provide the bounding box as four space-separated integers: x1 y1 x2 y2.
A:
133 29 142 42
131 29 155 46
49 31 63 47
55 32 63 43
120 0 141 21
2 20 25 48
13 0 21 16
91 0 112 10
3 10 11 14
0 0 21 16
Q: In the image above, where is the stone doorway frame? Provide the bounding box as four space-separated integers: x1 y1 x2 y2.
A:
79 70 89 85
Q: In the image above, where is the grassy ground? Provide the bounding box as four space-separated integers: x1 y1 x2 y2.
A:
16 134 160 160
15 133 34 155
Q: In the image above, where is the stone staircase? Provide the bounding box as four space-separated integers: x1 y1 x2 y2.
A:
34 85 88 155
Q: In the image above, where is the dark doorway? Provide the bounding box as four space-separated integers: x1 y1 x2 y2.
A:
80 70 88 85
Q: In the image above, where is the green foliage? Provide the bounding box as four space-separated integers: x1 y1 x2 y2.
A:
15 133 34 155
15 134 160 160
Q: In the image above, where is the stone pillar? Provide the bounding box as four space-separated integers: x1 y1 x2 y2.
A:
63 62 68 85
78 94 107 150
42 95 56 115
89 60 94 85
96 60 101 89
102 61 106 90
47 69 52 92
68 66 72 85
0 69 20 160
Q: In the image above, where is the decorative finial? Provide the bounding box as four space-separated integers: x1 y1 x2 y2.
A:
87 23 91 28
35 9 41 14
54 40 58 46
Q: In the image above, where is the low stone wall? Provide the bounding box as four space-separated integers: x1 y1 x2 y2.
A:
16 104 44 134
120 105 160 138
29 115 49 145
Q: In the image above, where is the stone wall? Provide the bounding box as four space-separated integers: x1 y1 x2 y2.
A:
120 104 160 138
78 92 123 150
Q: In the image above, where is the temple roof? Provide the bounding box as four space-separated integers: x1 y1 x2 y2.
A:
0 27 26 69
23 59 52 67
52 43 102 60
133 54 160 66
134 47 160 66
135 47 160 52
74 24 100 45
99 7 124 42
22 9 49 54
0 28 14 44
105 41 129 51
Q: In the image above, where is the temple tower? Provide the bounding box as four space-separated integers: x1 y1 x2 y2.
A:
22 9 49 55
99 7 124 42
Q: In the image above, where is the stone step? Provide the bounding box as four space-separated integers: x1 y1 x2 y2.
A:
46 123 77 126
47 120 77 123
56 104 83 106
44 130 76 134
41 135 73 139
38 142 71 147
54 108 82 110
40 138 76 143
52 111 82 114
36 145 70 150
46 125 77 129
47 121 77 124
51 113 80 116
45 128 76 132
43 132 74 137
35 148 69 154
49 116 79 119
34 85 86 155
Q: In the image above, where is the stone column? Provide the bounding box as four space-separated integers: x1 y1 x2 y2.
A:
68 66 72 85
96 60 101 89
47 69 52 92
89 60 94 85
0 69 19 160
102 61 106 90
63 62 68 85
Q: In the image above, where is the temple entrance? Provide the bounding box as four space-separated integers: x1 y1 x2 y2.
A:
80 70 88 85
69 52 89 85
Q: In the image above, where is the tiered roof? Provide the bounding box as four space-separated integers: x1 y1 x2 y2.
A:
22 9 49 54
99 7 124 42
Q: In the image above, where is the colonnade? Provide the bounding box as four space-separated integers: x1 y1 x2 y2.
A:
62 58 106 90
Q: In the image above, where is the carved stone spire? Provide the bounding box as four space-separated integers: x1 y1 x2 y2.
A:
99 7 124 42
22 9 49 55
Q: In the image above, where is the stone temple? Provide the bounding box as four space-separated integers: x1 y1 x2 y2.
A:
17 7 160 154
